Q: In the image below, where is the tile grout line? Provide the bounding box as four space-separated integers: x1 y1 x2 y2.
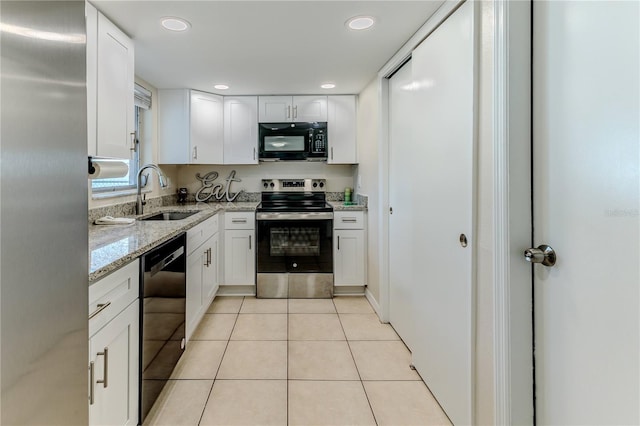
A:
196 296 245 426
333 298 380 426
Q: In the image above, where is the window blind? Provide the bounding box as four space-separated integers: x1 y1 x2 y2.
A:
134 83 152 110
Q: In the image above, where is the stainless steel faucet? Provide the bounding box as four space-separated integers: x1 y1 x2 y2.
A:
136 164 168 215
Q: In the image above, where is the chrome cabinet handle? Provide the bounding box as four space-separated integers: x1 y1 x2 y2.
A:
253 147 256 161
193 146 198 160
89 302 111 320
331 147 334 160
287 105 291 119
96 348 108 388
205 247 211 267
232 218 247 223
89 362 95 405
208 248 212 266
342 217 357 223
293 105 298 119
337 235 340 250
249 235 252 250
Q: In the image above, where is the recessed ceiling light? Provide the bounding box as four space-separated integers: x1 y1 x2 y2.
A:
321 83 336 89
346 16 375 31
214 84 229 90
160 17 191 32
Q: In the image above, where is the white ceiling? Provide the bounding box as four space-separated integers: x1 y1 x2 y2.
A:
92 1 445 95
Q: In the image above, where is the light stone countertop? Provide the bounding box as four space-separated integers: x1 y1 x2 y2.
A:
89 202 258 283
328 201 367 211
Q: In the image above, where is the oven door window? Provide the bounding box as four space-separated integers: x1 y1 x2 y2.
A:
270 226 320 256
257 219 333 273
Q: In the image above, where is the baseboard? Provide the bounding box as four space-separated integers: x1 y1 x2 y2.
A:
333 286 365 296
365 288 382 320
216 285 256 297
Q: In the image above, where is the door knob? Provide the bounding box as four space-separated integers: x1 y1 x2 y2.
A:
524 244 556 267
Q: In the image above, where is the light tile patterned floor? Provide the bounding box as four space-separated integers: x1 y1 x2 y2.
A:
144 296 451 426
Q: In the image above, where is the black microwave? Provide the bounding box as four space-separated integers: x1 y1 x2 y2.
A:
259 122 327 161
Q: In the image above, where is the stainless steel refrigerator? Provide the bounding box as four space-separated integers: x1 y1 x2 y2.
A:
1 1 88 424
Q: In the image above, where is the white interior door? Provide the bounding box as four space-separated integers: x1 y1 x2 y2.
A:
410 2 475 424
388 60 417 351
533 2 639 424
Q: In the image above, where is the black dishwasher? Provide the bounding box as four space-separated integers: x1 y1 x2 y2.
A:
139 233 186 424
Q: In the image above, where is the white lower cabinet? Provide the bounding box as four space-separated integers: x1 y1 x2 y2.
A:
223 212 255 286
88 260 139 426
333 212 366 286
186 214 219 340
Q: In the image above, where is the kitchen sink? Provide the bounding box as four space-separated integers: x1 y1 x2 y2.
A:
139 211 198 221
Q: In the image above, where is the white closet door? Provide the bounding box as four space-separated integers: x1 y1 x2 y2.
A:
388 60 417 351
410 1 475 424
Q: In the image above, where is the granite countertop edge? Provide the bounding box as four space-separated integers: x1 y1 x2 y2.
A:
328 201 367 211
89 202 259 284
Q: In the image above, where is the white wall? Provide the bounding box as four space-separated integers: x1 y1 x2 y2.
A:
355 79 380 302
175 163 355 195
89 77 178 209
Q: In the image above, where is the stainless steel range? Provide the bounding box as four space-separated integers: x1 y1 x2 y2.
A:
256 179 334 298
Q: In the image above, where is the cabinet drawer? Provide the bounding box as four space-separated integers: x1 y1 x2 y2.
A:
224 212 255 230
334 211 364 229
187 214 219 255
89 259 139 337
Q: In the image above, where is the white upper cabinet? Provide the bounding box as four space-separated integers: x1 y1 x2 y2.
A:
158 89 224 164
327 95 357 164
92 10 135 159
224 96 258 164
258 96 327 122
191 91 224 163
258 96 291 123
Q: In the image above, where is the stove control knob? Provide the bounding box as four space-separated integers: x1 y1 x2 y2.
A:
270 182 275 188
319 182 325 188
263 182 269 188
313 182 318 188
293 263 298 268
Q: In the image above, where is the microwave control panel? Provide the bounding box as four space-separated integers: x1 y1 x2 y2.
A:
311 130 326 154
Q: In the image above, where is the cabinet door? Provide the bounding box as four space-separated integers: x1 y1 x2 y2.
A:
293 96 328 122
158 89 190 164
327 96 357 164
89 301 139 426
258 96 292 122
186 249 205 340
224 230 255 285
334 230 365 286
190 91 224 164
96 12 134 159
203 233 219 301
224 96 258 164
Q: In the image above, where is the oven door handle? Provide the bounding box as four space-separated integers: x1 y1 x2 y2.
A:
256 212 333 221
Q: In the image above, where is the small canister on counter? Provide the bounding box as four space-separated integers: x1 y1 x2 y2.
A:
344 187 352 204
177 187 188 204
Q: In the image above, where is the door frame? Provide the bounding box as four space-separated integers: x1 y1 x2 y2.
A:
492 1 533 423
376 0 533 423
